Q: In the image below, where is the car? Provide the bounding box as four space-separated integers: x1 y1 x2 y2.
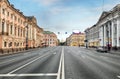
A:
96 47 108 53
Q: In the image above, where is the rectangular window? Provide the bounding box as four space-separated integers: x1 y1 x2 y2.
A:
7 24 9 35
4 42 7 47
7 12 9 16
18 28 20 36
15 27 16 36
11 14 13 19
2 22 4 34
11 25 12 34
21 29 22 37
2 9 5 14
9 42 12 47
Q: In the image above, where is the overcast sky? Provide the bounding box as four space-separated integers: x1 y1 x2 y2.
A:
9 0 120 41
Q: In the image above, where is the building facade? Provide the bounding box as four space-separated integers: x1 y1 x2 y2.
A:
0 0 43 53
43 31 58 47
85 4 120 50
84 24 100 48
66 33 85 46
99 4 120 50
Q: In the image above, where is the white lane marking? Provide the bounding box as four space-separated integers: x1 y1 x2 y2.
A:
62 47 65 79
57 47 65 79
0 73 57 77
8 53 50 74
57 48 63 79
117 76 120 78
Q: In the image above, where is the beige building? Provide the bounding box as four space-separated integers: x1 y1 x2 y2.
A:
43 31 58 47
0 0 43 53
66 33 85 46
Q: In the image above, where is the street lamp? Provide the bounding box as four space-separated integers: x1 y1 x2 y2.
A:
25 22 28 50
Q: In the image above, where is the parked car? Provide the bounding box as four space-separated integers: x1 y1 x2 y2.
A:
96 47 108 53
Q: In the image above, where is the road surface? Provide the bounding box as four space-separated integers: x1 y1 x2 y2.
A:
0 46 120 79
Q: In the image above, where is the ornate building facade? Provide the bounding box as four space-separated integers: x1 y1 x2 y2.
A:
85 4 120 50
0 0 43 53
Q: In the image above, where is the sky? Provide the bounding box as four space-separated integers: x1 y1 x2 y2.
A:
9 0 120 41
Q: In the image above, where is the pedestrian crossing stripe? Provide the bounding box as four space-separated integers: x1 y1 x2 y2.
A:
0 73 58 77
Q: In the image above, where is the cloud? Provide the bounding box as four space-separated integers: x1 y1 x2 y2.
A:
50 7 72 15
33 0 60 6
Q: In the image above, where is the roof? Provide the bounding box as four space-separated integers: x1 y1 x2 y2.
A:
43 31 54 34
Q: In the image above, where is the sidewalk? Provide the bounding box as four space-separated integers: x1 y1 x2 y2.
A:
0 48 41 56
86 47 120 55
109 50 120 55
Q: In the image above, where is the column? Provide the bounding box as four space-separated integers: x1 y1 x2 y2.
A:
103 24 106 46
117 18 120 47
111 20 115 47
99 26 103 46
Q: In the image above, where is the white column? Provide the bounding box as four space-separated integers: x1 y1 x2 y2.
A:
103 25 106 46
99 26 103 46
117 18 120 47
111 20 115 47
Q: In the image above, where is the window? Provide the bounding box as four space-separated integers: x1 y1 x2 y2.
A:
11 14 13 19
14 42 16 46
4 42 7 47
2 8 5 14
2 22 4 34
7 12 9 16
11 25 13 34
21 29 22 37
7 24 9 35
9 42 12 47
15 27 17 36
18 28 20 36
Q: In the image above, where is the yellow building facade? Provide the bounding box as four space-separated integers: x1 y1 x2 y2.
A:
66 33 85 46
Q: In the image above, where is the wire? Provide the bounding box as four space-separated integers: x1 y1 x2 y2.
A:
102 0 104 12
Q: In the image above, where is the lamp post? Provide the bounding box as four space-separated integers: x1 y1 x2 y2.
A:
25 23 28 50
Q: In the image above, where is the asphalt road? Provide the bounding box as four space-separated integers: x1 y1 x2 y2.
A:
0 46 120 79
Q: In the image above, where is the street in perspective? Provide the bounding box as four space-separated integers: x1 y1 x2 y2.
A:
0 0 120 79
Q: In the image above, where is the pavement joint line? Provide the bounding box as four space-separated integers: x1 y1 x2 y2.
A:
7 53 50 74
0 73 58 77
